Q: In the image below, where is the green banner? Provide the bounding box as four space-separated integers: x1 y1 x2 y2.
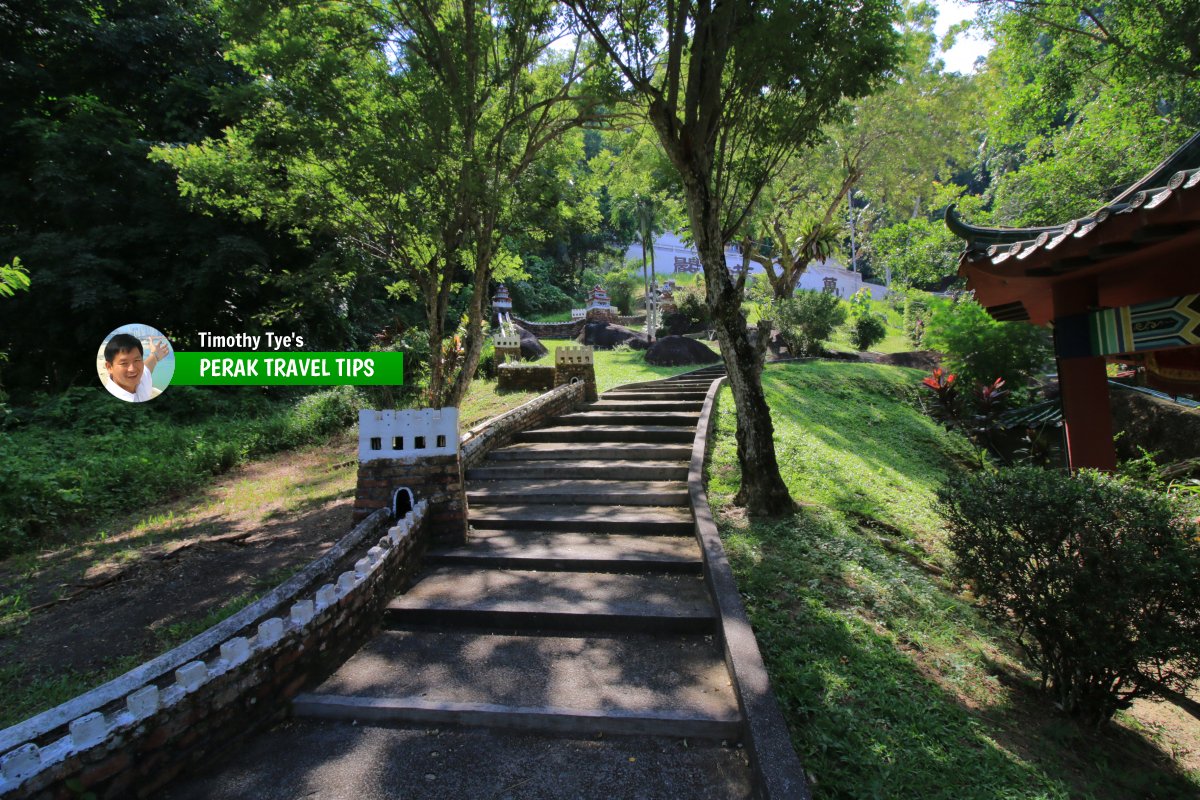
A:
173 352 404 386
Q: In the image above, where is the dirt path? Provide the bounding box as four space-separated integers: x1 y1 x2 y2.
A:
0 432 359 728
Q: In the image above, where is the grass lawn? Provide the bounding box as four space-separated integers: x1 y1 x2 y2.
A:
531 339 705 392
707 361 1200 799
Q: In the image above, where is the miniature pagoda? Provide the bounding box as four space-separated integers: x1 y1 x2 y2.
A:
491 284 513 324
585 284 616 323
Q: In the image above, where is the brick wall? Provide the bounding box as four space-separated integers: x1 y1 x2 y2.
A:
353 455 465 544
496 364 557 392
1 506 429 800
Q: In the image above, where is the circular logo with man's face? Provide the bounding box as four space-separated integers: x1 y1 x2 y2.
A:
97 324 175 403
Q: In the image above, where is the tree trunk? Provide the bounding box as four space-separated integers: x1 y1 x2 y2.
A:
688 197 794 515
445 244 493 408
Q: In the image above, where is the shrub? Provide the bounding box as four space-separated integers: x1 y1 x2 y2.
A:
848 311 888 351
673 283 709 326
508 256 574 316
901 291 934 346
772 291 847 356
940 467 1200 726
922 294 1052 389
602 267 640 315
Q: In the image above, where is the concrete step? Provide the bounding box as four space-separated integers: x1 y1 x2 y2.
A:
426 531 701 573
466 460 689 481
385 568 716 633
293 630 739 738
469 503 694 535
466 479 689 506
293 695 740 740
601 391 710 401
515 425 694 444
586 400 705 412
553 411 700 427
485 443 694 461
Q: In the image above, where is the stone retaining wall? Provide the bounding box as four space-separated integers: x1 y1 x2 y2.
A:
0 504 431 800
496 363 557 392
461 382 587 469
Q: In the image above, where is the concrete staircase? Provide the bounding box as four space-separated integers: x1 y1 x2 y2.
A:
293 366 739 741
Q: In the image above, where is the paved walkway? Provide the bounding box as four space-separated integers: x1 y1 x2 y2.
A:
165 367 753 799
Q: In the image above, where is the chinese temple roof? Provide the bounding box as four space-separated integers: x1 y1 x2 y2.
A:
946 131 1200 325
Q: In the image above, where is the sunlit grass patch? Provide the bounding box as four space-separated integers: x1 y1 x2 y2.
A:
707 361 1200 799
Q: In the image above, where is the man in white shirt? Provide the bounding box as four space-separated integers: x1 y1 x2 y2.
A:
102 333 170 402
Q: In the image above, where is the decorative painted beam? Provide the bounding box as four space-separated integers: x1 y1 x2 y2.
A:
1056 293 1200 358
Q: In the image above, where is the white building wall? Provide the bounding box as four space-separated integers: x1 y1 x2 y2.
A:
624 232 746 276
624 234 889 298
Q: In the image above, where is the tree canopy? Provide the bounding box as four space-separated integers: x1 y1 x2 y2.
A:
566 0 901 513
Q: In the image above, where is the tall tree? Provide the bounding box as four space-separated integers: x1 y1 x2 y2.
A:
595 125 684 316
744 1 980 299
162 0 605 406
975 0 1200 225
566 0 900 513
0 0 358 391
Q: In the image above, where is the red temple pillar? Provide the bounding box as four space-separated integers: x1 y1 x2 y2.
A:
1057 355 1117 471
1053 280 1117 472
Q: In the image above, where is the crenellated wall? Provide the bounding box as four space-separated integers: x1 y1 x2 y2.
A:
496 363 557 392
353 408 465 542
0 504 430 800
554 346 598 401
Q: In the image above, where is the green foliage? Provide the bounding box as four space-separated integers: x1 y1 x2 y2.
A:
848 309 888 351
771 291 848 356
0 0 373 392
507 256 575 317
673 284 710 326
0 387 361 556
0 258 31 299
843 288 889 351
601 267 640 315
940 467 1200 726
901 289 935 346
922 295 1052 390
979 1 1200 226
870 214 964 288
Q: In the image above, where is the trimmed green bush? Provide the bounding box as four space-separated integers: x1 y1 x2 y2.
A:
772 290 847 356
940 467 1200 726
849 310 888 351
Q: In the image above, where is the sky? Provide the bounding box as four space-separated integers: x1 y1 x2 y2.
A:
935 0 993 74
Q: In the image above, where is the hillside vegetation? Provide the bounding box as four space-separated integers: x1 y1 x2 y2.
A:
707 361 1200 799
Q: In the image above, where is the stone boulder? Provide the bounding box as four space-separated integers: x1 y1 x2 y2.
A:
512 324 548 360
577 322 649 350
644 335 721 366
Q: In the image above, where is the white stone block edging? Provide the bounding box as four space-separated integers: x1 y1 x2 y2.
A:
0 501 427 796
460 381 587 468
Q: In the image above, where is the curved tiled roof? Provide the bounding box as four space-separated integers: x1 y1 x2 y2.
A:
946 166 1200 264
944 130 1200 323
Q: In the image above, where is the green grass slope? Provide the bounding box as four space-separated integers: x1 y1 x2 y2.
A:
707 361 1199 800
